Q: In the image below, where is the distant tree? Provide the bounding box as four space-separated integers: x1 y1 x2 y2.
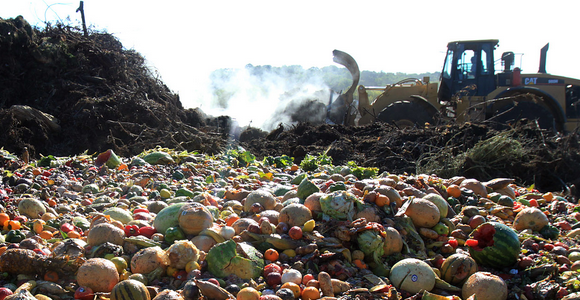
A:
208 65 441 103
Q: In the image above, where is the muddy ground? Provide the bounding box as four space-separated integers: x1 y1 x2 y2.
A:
1 17 579 198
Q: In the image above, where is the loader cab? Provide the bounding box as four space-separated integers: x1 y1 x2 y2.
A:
439 40 498 101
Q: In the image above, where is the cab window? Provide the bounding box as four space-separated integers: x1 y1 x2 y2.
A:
442 49 453 79
457 50 476 79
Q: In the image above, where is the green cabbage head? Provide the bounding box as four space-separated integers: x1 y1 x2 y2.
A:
319 191 357 221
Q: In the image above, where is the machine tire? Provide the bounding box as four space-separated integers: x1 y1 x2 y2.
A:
490 100 557 130
377 100 435 127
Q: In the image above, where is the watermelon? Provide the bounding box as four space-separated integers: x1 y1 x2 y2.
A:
110 279 150 300
467 222 520 269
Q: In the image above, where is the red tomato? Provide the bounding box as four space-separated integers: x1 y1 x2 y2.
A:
447 238 459 248
74 286 94 300
0 287 13 300
138 226 156 238
60 223 75 233
133 208 149 214
263 263 282 277
124 225 140 237
465 239 479 247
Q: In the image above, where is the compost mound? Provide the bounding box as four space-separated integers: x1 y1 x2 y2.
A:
1 16 579 197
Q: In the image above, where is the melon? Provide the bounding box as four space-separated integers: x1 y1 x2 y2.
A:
467 222 520 269
110 279 151 300
389 258 436 294
462 272 508 300
153 202 188 234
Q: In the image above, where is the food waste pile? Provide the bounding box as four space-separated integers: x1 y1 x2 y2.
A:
0 148 579 300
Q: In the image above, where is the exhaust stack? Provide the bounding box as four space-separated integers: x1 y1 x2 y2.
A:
538 43 549 73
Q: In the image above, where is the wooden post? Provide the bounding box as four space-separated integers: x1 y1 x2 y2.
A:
76 1 88 37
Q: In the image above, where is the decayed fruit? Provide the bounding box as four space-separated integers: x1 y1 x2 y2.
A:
237 287 260 300
17 198 46 219
440 253 478 286
404 198 440 228
383 227 403 256
278 204 312 227
166 240 200 269
87 223 125 246
460 179 487 197
389 258 436 294
244 189 278 212
422 193 448 219
130 246 169 274
462 272 508 300
467 222 520 268
513 207 549 231
110 279 151 300
77 258 119 293
178 203 213 235
153 203 188 234
190 235 217 252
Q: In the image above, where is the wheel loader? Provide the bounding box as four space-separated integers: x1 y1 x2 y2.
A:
328 40 580 132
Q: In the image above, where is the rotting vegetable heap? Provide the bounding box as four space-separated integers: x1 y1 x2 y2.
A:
0 147 580 300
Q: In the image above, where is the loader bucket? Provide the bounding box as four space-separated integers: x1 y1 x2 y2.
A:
329 50 361 125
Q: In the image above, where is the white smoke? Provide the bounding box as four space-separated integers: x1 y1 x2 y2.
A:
186 66 331 131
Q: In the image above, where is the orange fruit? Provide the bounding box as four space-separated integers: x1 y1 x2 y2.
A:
237 287 260 300
264 248 279 261
39 230 54 240
47 199 57 207
280 282 301 298
375 194 390 207
0 213 10 225
0 246 7 256
302 274 315 285
225 214 240 227
301 286 320 300
353 259 368 269
67 231 81 239
447 184 461 198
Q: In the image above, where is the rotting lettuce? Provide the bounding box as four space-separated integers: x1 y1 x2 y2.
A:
357 229 385 263
263 155 294 168
319 191 357 221
347 161 378 179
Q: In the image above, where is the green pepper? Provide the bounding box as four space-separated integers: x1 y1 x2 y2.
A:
6 230 26 243
165 226 185 244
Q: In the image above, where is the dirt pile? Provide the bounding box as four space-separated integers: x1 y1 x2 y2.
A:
240 121 580 198
0 16 228 158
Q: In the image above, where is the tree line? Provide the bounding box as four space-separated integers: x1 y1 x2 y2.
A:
210 64 441 92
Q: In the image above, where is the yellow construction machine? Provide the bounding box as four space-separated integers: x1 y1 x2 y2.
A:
329 40 580 132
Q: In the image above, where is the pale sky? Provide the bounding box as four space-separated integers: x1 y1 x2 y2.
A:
4 0 580 123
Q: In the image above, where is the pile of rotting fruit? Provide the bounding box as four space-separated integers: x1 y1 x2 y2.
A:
0 148 580 300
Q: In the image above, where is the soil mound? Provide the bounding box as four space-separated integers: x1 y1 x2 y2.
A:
0 16 229 157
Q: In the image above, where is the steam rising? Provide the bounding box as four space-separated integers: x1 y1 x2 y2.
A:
187 65 331 131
